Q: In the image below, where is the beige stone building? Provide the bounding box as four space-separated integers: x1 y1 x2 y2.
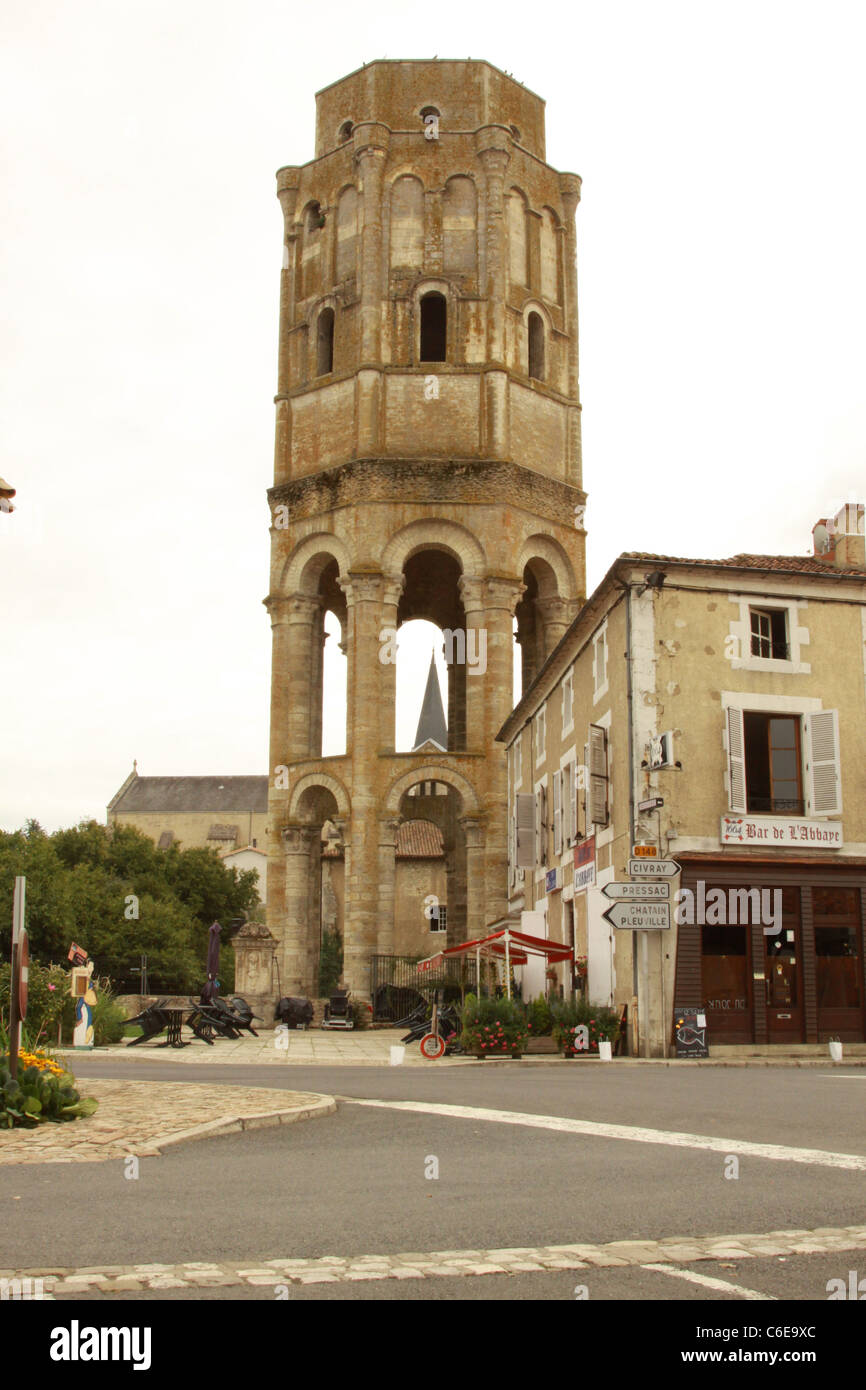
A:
261 59 587 1002
498 505 866 1055
107 768 269 855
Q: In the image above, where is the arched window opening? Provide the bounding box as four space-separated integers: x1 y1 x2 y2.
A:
316 307 335 376
513 615 522 704
528 312 545 381
510 124 521 142
419 105 440 121
321 607 347 757
338 121 353 143
306 201 325 234
395 620 449 753
420 292 447 362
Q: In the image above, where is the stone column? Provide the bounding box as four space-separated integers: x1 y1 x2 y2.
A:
379 573 404 753
461 815 486 944
280 824 316 995
340 572 389 997
355 125 389 457
482 577 523 927
536 594 571 664
275 168 301 486
284 593 321 760
376 817 400 955
560 173 583 488
478 132 511 458
458 575 486 753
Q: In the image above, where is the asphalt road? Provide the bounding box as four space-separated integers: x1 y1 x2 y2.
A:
4 1062 865 1311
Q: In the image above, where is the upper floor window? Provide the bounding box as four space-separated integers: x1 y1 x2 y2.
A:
727 706 841 817
420 292 447 361
744 712 802 814
316 307 335 376
429 903 447 933
528 312 545 380
750 607 788 660
588 723 610 828
593 625 609 702
306 201 325 234
338 121 354 143
535 704 546 764
561 667 574 734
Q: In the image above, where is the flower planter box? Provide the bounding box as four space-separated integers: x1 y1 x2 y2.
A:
473 1050 523 1059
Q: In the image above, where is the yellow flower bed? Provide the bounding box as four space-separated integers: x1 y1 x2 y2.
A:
16 1050 67 1078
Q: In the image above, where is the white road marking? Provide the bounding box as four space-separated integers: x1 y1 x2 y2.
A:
821 1075 866 1080
343 1098 866 1171
642 1263 777 1300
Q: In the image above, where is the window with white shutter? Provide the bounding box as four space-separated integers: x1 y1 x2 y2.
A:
588 724 609 827
515 793 535 868
804 709 842 816
572 757 580 840
553 769 563 855
727 707 747 814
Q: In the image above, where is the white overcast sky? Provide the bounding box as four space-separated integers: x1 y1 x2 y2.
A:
2 0 864 832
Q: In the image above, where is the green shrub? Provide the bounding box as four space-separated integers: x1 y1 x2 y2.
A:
461 993 528 1055
551 995 622 1053
318 928 343 996
527 993 553 1036
90 982 129 1045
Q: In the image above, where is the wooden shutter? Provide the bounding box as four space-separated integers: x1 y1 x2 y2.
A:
516 793 535 868
562 763 572 846
726 707 746 813
553 769 563 855
805 710 842 815
588 724 609 827
535 785 548 865
572 758 579 841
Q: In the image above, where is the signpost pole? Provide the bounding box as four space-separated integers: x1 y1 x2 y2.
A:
505 934 511 1000
9 877 25 1080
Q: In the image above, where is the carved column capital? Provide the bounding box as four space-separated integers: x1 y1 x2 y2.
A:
339 570 385 606
459 814 485 850
281 823 316 854
484 575 525 614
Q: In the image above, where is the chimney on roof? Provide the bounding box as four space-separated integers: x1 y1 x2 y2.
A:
813 503 865 570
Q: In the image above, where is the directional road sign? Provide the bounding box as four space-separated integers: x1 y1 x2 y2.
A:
637 797 664 812
602 881 670 901
602 901 671 931
628 858 681 879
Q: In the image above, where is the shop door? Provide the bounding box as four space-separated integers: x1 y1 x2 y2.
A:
765 886 803 1042
701 917 751 1043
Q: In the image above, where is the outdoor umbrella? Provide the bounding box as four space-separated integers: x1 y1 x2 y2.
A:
201 921 222 1002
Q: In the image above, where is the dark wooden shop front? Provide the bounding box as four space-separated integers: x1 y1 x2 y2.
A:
673 858 866 1045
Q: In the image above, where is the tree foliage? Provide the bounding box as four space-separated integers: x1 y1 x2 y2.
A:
0 820 261 993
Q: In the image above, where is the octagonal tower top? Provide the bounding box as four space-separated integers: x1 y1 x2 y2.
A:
314 58 546 160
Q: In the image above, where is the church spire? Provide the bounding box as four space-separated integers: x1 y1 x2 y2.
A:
411 651 447 752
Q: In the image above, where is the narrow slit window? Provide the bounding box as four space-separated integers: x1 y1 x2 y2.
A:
528 312 545 380
316 307 335 376
420 292 447 361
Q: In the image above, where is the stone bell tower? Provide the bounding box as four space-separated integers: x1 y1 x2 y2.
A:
263 59 586 1002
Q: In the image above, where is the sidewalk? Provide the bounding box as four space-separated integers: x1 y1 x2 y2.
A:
0 1080 335 1165
54 1031 866 1067
57 1029 475 1067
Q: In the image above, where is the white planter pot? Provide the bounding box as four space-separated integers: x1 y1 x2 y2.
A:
598 1040 613 1062
829 1040 843 1062
389 1045 405 1066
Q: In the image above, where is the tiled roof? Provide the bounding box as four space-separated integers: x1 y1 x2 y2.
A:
111 776 269 813
621 551 865 577
396 820 444 858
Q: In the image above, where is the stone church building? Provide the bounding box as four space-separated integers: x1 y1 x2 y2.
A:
260 59 587 1002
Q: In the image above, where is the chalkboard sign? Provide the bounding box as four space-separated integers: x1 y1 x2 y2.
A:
674 1008 708 1058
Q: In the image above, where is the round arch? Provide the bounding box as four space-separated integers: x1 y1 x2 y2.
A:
381 518 486 581
280 533 352 595
516 533 579 600
289 771 351 821
384 764 480 818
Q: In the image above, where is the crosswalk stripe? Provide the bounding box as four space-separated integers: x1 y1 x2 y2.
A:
641 1263 777 1299
342 1097 866 1171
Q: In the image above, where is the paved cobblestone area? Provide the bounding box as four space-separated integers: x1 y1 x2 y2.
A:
0 1081 335 1165
6 1224 866 1294
56 1030 473 1067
